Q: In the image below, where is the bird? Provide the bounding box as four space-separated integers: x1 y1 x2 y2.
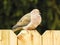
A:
12 9 42 32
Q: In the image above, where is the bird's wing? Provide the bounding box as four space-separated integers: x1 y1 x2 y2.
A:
12 13 31 29
23 9 41 30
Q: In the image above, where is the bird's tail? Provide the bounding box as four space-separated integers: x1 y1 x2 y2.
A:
12 27 23 32
12 25 23 32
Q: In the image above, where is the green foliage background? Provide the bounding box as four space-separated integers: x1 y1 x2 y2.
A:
0 0 60 34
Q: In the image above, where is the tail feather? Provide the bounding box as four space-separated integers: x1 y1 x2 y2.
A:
12 27 23 32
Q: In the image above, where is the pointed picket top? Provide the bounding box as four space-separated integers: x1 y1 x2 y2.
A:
17 30 41 45
0 30 60 45
42 30 54 45
0 30 17 45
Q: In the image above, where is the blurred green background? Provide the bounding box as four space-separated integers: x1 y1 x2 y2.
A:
0 0 60 34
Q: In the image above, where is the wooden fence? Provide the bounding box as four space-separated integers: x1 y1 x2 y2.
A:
0 30 60 45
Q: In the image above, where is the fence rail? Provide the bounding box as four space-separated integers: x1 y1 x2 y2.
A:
0 30 60 45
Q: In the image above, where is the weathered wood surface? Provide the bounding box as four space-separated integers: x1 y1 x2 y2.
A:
0 30 17 45
42 30 54 45
0 30 60 45
17 30 41 45
53 31 60 45
0 30 2 45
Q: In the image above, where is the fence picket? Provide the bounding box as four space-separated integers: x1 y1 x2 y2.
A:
0 30 60 45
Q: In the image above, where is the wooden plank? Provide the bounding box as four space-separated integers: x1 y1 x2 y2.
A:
30 30 41 45
0 41 2 45
18 39 23 45
9 30 17 45
0 29 60 45
17 30 32 45
0 30 2 41
42 30 54 45
0 30 17 45
53 31 60 45
17 30 41 45
2 30 9 45
0 30 2 45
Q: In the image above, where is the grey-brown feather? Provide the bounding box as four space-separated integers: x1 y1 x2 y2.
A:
12 13 31 32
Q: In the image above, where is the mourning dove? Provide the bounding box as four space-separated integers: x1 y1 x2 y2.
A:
12 9 42 32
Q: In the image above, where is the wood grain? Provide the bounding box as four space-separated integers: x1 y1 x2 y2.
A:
0 30 60 45
17 30 41 45
0 30 17 45
42 30 54 45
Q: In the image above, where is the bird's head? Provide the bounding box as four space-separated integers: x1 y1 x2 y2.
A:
30 9 41 15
